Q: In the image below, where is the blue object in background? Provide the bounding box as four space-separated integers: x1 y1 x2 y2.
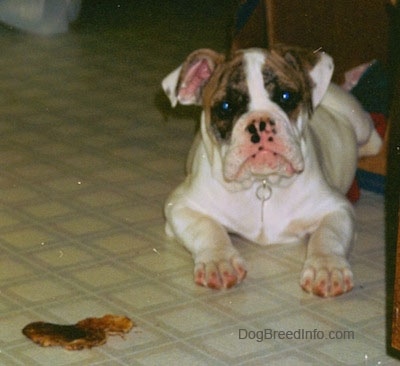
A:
351 60 390 117
235 0 260 34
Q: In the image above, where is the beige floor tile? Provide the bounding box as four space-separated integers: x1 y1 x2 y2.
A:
0 227 55 251
6 278 76 304
32 245 94 268
124 343 218 366
107 281 188 314
146 302 233 336
55 216 112 236
22 201 74 218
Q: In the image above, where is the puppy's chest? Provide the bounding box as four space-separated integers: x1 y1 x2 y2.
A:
214 188 312 245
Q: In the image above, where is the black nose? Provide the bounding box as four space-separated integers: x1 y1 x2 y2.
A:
250 134 260 143
247 124 257 134
246 118 276 144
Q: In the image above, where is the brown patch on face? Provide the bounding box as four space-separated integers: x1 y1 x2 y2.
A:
201 46 319 141
203 52 249 141
263 45 319 119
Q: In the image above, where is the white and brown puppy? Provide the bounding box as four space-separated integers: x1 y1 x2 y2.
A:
162 46 382 297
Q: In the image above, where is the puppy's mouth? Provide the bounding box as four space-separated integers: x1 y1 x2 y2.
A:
246 147 299 175
222 117 304 182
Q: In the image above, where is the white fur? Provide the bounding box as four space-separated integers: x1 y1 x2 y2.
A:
309 52 334 107
162 66 182 107
244 50 271 110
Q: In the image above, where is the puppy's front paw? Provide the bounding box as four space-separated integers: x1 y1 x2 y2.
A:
194 255 247 290
300 256 353 297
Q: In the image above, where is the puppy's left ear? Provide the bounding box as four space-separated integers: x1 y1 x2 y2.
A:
162 49 224 107
309 51 334 107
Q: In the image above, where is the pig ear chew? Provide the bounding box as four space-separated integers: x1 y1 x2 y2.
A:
162 49 223 107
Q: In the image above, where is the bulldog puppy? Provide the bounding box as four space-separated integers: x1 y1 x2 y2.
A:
161 46 382 297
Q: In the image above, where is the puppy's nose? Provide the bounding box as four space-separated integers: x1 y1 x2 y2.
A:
246 118 276 144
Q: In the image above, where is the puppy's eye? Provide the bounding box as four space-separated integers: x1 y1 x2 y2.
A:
281 91 292 103
215 100 235 119
274 89 301 112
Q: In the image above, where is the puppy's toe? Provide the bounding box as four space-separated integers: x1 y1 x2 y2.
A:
300 256 353 297
205 262 223 289
194 263 207 287
194 262 223 289
217 261 239 289
313 268 330 297
230 255 247 280
332 267 353 296
194 256 247 290
299 267 315 294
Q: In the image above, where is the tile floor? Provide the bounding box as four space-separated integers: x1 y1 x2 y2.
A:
0 1 397 365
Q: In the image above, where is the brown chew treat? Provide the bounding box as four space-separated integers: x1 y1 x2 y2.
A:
22 314 134 350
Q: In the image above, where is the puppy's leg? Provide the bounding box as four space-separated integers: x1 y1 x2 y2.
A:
166 205 246 289
300 208 355 297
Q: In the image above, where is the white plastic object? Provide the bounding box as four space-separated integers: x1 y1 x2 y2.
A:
0 0 81 35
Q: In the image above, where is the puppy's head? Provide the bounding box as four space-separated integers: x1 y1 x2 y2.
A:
162 46 334 184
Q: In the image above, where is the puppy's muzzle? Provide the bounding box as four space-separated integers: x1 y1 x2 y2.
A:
223 112 304 182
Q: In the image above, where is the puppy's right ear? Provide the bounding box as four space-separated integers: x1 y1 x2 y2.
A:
162 49 224 107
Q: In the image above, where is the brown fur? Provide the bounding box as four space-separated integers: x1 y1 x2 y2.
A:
203 52 249 140
266 45 320 117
